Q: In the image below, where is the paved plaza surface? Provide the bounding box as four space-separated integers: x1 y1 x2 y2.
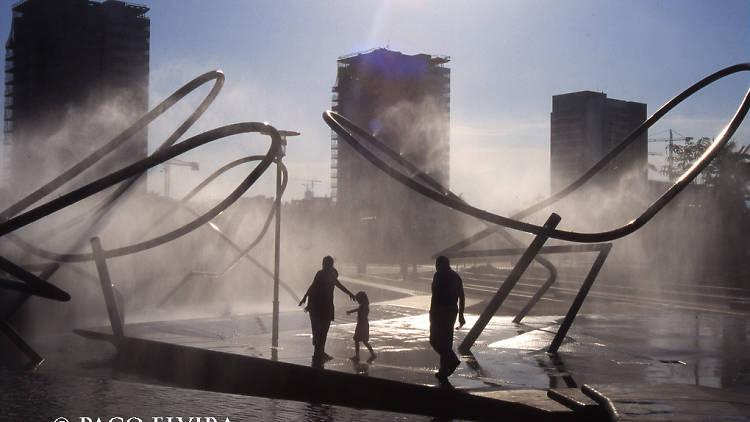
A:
4 266 750 420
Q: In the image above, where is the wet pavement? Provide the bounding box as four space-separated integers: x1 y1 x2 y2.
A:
1 368 431 422
3 267 750 420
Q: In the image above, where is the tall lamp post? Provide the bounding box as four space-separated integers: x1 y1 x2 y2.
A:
272 129 299 361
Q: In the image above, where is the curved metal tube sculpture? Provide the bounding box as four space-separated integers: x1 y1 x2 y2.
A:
323 63 750 243
323 98 561 311
5 154 301 304
0 71 226 222
0 70 286 366
0 123 281 254
0 71 221 300
0 122 280 306
7 156 285 264
156 156 301 305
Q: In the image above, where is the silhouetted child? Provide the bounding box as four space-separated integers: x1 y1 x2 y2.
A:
347 291 376 362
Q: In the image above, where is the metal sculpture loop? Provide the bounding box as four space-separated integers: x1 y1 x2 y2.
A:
0 70 285 367
323 63 750 243
0 69 283 264
324 63 749 354
0 70 226 222
0 123 282 250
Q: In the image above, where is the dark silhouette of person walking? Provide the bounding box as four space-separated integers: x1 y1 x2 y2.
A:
430 255 465 384
299 255 356 363
347 291 377 362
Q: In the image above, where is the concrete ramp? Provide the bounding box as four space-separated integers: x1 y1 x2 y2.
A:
75 330 572 421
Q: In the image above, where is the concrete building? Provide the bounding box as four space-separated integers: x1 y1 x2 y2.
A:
330 48 450 264
550 91 647 194
3 0 150 196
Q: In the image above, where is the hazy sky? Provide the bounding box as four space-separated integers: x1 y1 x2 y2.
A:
2 0 749 211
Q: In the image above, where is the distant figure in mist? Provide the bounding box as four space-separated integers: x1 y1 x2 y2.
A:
347 291 377 362
430 255 465 384
299 256 356 363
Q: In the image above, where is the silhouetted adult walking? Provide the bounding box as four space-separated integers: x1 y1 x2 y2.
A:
430 255 465 383
299 256 356 363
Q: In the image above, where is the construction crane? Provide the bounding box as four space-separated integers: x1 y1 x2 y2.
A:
648 129 692 181
298 179 321 200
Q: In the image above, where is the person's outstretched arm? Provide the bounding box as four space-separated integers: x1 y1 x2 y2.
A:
335 278 356 300
346 308 359 315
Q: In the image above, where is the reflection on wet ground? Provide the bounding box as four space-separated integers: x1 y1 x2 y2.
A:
0 369 430 422
569 312 750 391
4 270 750 420
27 303 750 392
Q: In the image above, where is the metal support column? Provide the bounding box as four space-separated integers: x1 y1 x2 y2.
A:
0 262 63 368
90 237 124 338
271 157 282 361
0 320 44 368
458 213 561 354
548 243 612 353
0 256 69 301
3 263 60 321
270 130 298 361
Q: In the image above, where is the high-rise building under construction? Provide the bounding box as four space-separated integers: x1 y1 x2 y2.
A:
3 0 150 196
550 91 647 194
331 48 450 264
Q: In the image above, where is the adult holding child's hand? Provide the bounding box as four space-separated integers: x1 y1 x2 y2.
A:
299 255 356 364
